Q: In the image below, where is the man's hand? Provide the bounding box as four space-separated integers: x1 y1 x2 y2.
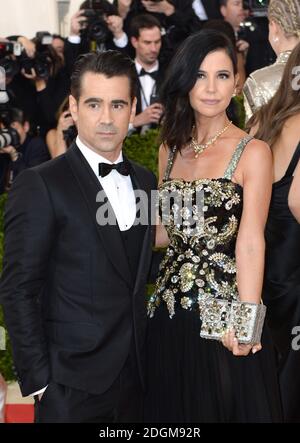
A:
17 36 36 58
105 15 125 40
133 103 164 127
236 39 249 54
70 10 87 36
117 0 132 18
222 329 262 356
141 0 175 16
0 145 19 161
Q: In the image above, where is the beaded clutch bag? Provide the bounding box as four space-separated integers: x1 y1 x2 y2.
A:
200 299 266 345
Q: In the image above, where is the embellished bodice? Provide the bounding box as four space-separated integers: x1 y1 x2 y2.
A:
148 136 253 319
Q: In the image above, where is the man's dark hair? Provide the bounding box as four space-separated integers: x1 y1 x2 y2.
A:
10 108 28 126
129 14 162 39
219 0 229 6
70 50 138 102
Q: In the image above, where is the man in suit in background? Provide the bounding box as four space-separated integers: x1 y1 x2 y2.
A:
0 50 157 422
129 14 165 134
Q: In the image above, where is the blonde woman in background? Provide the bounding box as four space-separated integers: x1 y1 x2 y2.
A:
243 0 300 122
247 42 300 422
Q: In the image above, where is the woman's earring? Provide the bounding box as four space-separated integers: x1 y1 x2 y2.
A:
273 36 279 43
232 88 237 98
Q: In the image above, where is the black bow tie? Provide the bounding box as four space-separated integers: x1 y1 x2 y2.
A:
138 68 158 81
98 160 131 178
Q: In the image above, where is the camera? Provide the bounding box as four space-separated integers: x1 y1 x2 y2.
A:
0 127 20 149
19 32 54 79
150 93 161 105
0 32 55 82
81 9 110 44
0 42 22 79
81 8 110 44
0 41 22 58
0 104 21 149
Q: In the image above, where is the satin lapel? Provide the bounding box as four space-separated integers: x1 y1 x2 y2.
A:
127 158 153 295
66 144 133 288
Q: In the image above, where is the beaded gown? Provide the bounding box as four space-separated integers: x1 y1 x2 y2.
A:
145 137 282 423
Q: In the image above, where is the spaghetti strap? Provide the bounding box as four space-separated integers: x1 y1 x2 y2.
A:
284 141 300 178
223 136 253 180
163 146 177 182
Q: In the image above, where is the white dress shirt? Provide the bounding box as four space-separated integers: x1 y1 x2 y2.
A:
135 59 159 111
192 0 208 20
76 136 136 231
29 136 136 398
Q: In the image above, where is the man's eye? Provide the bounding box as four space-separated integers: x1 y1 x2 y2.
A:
89 103 99 109
113 104 123 109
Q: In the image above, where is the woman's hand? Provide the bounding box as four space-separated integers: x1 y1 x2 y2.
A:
57 111 74 134
222 329 262 356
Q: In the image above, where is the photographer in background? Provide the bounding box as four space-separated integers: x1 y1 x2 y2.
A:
129 14 164 134
64 0 130 71
21 33 70 136
0 38 40 134
118 0 201 59
0 107 50 190
46 98 77 158
219 0 275 75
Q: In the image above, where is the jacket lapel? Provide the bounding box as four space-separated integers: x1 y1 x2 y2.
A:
66 144 133 288
128 159 154 295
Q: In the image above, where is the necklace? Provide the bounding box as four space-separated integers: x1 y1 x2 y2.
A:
191 120 232 158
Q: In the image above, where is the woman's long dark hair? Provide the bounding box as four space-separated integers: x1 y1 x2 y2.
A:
246 42 300 147
159 29 237 151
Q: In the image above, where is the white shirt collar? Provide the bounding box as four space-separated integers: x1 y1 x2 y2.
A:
135 59 159 74
76 136 123 178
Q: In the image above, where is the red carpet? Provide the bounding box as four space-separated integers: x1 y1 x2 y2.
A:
5 404 34 423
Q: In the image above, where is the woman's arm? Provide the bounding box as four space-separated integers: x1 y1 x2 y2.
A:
155 144 170 248
222 140 272 357
235 140 273 303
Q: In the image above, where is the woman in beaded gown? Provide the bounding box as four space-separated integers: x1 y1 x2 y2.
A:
144 30 282 423
247 43 300 422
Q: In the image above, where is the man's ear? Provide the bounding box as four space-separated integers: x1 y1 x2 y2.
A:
69 94 78 123
220 5 226 19
131 36 138 50
130 97 137 123
24 121 30 134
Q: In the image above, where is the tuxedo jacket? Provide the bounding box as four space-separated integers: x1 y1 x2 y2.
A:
201 0 222 20
0 143 157 397
135 65 166 118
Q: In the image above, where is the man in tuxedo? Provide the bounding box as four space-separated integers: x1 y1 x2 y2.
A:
129 14 164 134
0 50 157 422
